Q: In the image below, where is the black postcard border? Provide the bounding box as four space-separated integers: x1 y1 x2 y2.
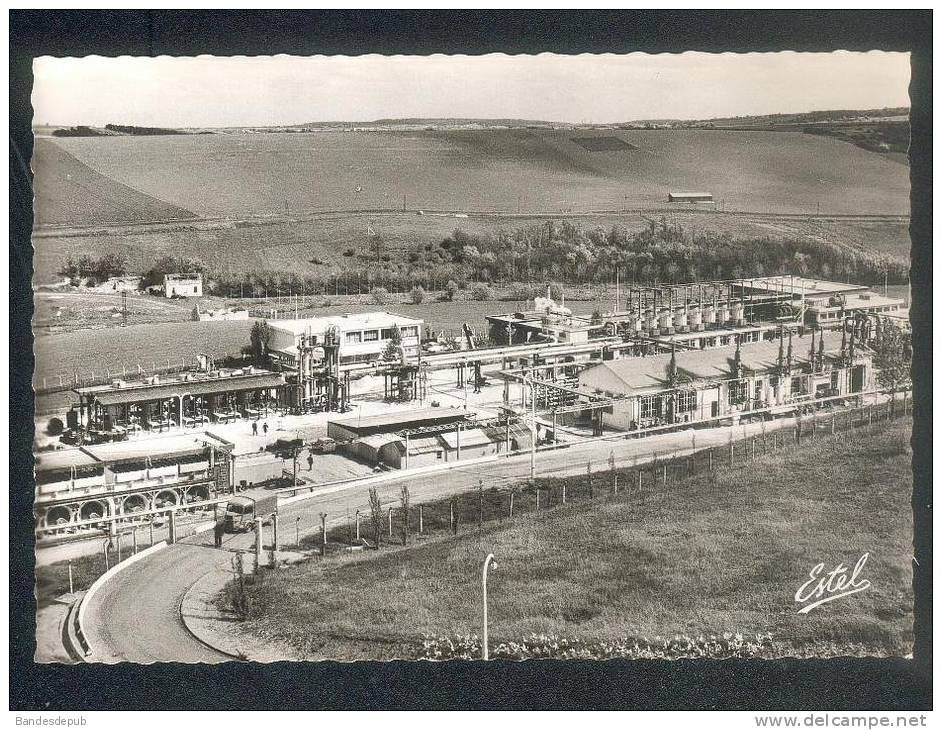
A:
9 9 932 711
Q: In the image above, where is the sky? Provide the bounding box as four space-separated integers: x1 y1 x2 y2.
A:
32 51 911 128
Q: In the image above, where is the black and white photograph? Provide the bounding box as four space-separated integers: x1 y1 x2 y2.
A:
10 8 932 716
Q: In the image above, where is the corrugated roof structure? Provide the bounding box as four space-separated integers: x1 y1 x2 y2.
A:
581 330 854 395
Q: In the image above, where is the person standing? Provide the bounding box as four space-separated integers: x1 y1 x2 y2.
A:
252 421 258 437
307 453 314 471
262 422 268 435
213 518 225 548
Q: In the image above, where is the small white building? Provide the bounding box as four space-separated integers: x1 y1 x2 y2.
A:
164 272 203 298
268 311 424 367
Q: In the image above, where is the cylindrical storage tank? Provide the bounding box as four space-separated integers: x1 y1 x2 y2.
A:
731 302 745 325
689 308 703 331
658 310 674 335
673 309 688 332
702 305 716 327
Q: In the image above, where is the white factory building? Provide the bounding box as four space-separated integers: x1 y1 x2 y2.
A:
268 311 424 367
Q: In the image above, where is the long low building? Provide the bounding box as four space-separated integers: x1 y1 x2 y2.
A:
327 407 472 441
347 420 532 469
72 366 285 436
578 329 872 432
34 431 235 530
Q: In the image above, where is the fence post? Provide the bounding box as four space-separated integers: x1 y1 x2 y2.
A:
508 491 514 519
869 405 873 426
729 438 734 466
831 414 836 435
613 473 619 495
388 507 393 538
355 511 361 542
562 484 567 504
587 461 593 499
320 513 327 557
536 489 541 510
637 468 642 494
709 449 713 472
751 437 756 461
450 499 456 533
479 481 484 528
418 505 424 535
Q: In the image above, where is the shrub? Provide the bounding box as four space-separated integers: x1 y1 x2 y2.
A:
371 287 390 305
443 280 459 301
46 417 64 436
410 285 426 305
470 283 494 301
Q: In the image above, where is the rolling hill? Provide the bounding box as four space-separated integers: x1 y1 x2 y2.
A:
35 127 910 225
31 138 197 226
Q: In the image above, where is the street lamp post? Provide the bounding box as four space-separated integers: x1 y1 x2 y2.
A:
482 553 498 660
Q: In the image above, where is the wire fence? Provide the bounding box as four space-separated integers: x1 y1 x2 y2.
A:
35 357 193 396
280 394 911 555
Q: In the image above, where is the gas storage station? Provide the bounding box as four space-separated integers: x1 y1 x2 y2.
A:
36 276 903 545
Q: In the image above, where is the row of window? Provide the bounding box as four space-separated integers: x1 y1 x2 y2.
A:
343 325 420 345
635 369 847 418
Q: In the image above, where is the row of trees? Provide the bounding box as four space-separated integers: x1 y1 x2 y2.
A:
59 219 908 297
59 253 128 283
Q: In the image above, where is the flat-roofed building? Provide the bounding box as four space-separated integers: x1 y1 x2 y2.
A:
34 430 234 532
805 291 906 328
667 191 713 203
268 311 423 367
164 272 203 298
72 366 285 434
327 407 471 442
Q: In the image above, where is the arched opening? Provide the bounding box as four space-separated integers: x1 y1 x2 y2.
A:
184 485 210 504
80 500 107 522
45 505 72 527
153 489 179 509
121 493 148 515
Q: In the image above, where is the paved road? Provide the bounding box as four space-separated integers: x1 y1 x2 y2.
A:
80 404 879 662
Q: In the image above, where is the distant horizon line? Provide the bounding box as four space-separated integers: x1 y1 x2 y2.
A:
34 105 911 130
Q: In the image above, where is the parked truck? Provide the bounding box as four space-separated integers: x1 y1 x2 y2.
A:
223 493 278 533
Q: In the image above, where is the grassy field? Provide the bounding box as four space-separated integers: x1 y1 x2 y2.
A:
31 209 911 285
32 139 196 226
36 128 909 225
239 418 914 660
33 319 254 384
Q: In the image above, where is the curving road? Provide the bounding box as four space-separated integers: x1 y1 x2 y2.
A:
80 408 862 663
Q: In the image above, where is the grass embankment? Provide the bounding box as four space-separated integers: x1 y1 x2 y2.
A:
242 418 913 660
34 552 109 609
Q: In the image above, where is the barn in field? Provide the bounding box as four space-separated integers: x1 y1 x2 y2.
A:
667 191 714 204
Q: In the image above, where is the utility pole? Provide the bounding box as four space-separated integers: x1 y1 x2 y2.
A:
482 553 498 660
529 377 536 484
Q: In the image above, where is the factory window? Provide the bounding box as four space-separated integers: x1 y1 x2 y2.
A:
640 395 661 419
345 331 362 344
791 377 803 395
363 330 379 342
401 326 419 338
728 380 747 404
380 328 397 340
754 380 763 399
676 390 697 412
